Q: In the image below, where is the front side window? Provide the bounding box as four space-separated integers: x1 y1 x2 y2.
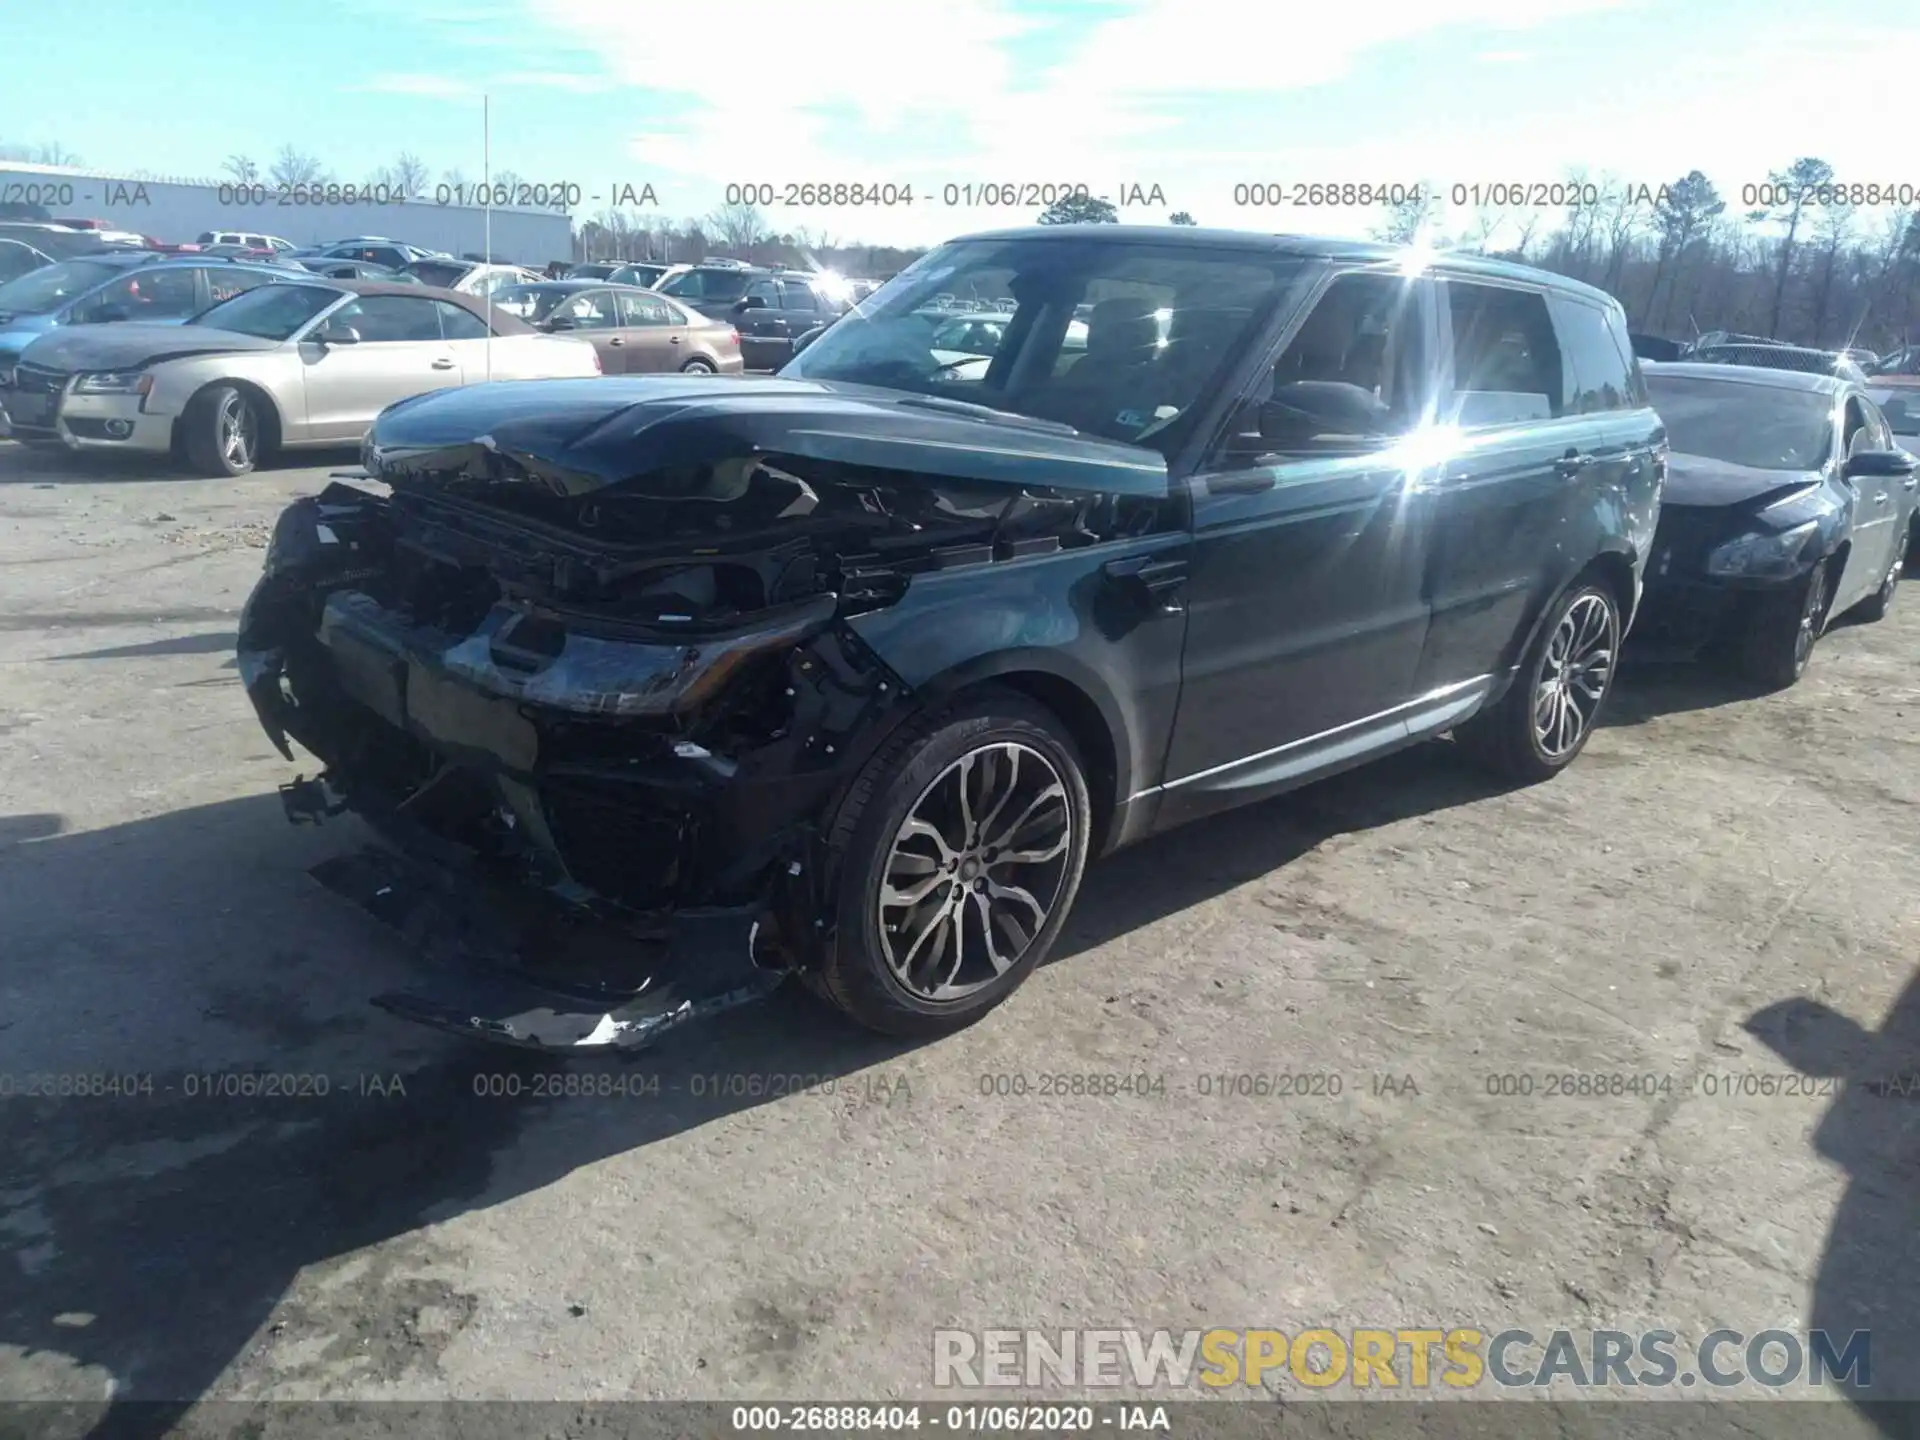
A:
327 295 444 342
1218 270 1432 457
435 300 491 339
661 268 753 302
1643 374 1832 471
86 266 203 321
784 237 1304 453
1444 281 1564 427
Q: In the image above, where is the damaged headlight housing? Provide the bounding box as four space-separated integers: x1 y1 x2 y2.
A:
1705 520 1820 580
73 370 153 396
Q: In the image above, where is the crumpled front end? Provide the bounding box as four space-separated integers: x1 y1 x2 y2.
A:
236 387 1168 1049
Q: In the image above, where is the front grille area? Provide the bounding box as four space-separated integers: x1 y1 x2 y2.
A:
13 363 67 395
541 781 693 908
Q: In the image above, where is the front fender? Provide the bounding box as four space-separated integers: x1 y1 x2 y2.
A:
843 537 1190 843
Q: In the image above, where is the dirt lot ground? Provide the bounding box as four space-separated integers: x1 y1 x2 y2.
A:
0 440 1915 1431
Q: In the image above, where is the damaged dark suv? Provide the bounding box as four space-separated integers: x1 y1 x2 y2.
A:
238 226 1664 1051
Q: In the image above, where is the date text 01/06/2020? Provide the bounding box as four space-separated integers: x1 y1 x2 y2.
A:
720 183 1169 209
728 1405 1170 1433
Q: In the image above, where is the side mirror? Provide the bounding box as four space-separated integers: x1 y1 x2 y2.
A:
88 303 130 324
735 295 766 311
1845 448 1917 480
312 323 360 347
545 315 576 331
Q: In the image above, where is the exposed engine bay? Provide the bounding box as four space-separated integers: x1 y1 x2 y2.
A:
236 388 1168 1049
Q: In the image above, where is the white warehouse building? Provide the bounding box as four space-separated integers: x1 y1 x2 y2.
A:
0 162 575 266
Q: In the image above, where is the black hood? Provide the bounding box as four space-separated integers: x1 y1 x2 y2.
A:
21 322 282 373
1664 453 1822 509
363 376 1169 499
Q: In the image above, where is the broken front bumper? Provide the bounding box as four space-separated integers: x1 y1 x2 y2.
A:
237 505 907 1051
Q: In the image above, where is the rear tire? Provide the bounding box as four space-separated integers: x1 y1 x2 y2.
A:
679 357 717 374
1454 579 1621 783
1737 558 1830 690
814 690 1091 1037
183 384 266 477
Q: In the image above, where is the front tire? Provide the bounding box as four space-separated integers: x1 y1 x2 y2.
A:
183 384 265 477
814 690 1092 1037
1852 536 1905 624
1454 580 1621 783
1737 557 1829 690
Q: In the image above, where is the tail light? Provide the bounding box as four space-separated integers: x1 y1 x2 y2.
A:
728 327 740 347
591 349 603 374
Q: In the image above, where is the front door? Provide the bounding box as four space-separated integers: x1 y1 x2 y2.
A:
299 294 461 440
1835 394 1901 611
1158 268 1439 828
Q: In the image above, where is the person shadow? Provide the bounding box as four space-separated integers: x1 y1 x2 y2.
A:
1745 975 1920 1437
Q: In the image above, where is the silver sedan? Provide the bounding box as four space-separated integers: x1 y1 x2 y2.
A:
0 278 603 475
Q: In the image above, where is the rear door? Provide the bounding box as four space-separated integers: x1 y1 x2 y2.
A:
734 277 784 368
613 288 690 372
300 294 461 440
1414 276 1595 696
544 288 623 370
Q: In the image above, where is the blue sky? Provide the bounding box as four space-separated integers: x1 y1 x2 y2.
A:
6 0 1920 249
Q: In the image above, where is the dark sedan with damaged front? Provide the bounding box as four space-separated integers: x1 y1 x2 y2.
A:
1634 362 1917 687
237 226 1662 1052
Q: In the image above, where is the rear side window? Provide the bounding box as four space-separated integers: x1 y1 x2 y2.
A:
206 266 276 304
1548 295 1639 413
1444 281 1564 427
435 300 490 339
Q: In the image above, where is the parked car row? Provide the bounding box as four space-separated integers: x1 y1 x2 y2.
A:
223 223 1920 1054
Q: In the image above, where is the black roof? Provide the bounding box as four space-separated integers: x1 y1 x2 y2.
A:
950 224 1622 307
1642 360 1851 395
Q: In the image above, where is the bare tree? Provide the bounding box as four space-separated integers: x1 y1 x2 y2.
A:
222 155 261 186
707 201 771 251
1169 211 1197 226
0 140 83 166
1369 188 1442 246
268 145 328 188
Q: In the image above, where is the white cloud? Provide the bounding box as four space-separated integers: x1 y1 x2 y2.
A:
494 70 615 93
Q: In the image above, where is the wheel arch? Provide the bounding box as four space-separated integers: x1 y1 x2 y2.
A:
902 650 1130 855
176 375 284 457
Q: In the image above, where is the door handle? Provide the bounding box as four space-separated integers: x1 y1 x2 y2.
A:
608 337 625 346
1554 450 1593 478
669 335 683 344
431 358 455 370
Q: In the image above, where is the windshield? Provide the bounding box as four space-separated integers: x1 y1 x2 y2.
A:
1647 375 1833 470
0 258 122 315
659 268 752 302
186 283 342 340
781 237 1304 452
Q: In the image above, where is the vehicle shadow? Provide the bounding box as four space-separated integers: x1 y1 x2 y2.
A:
1744 979 1920 1429
0 442 357 486
1602 660 1770 727
0 793 909 1435
1050 739 1521 962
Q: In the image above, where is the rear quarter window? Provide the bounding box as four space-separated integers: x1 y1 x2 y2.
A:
1547 294 1641 413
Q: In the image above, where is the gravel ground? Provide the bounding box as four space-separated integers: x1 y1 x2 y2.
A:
0 441 1915 1433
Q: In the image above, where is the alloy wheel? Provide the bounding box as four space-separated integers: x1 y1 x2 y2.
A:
219 393 255 470
1794 563 1829 669
877 742 1073 1002
1533 592 1618 760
